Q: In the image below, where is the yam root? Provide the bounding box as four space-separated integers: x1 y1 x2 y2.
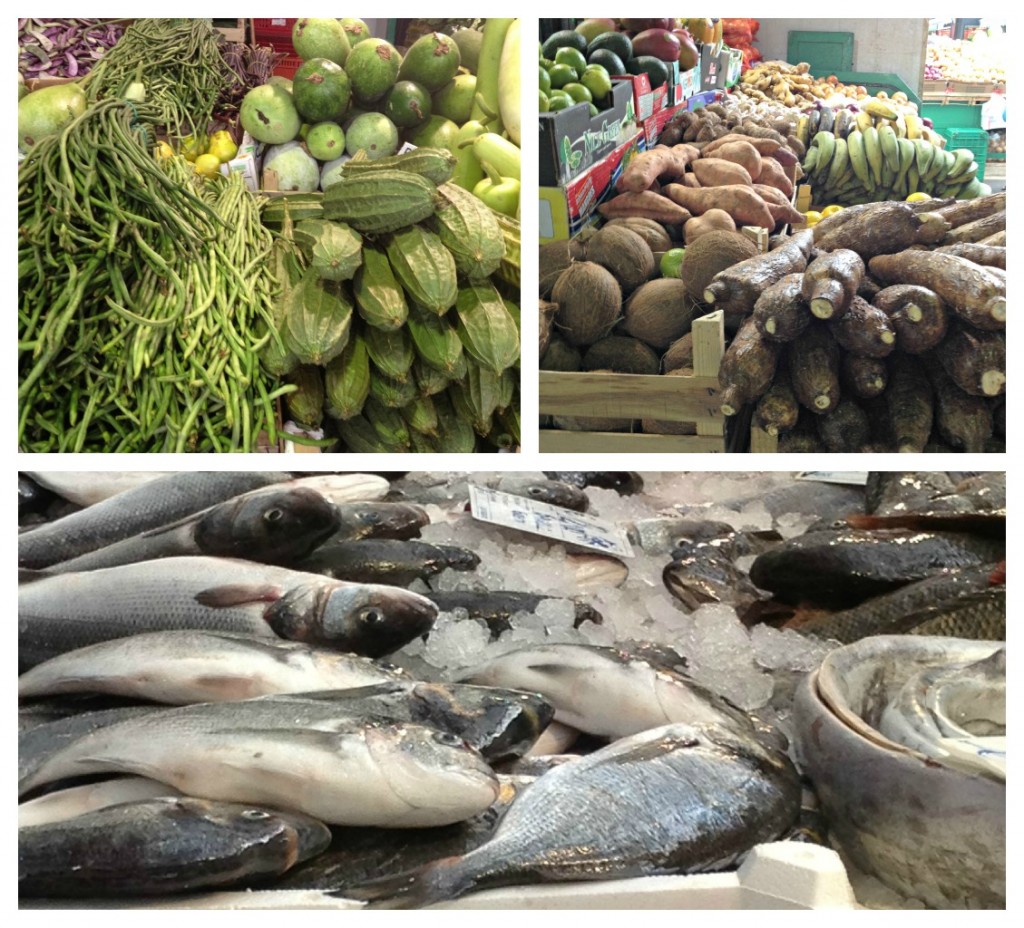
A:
886 354 933 453
940 210 1005 245
856 276 882 301
814 202 950 258
868 250 1005 332
690 158 753 188
925 358 993 453
933 192 1005 227
598 192 692 225
717 316 780 416
710 141 762 179
788 322 840 414
702 238 810 318
801 249 865 320
621 146 696 194
841 354 887 399
828 296 896 358
936 326 1006 397
817 399 871 452
663 183 774 230
753 368 800 436
777 413 826 452
683 209 736 245
753 274 811 342
872 284 948 355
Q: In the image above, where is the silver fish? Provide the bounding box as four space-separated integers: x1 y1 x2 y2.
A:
19 777 182 828
19 630 410 704
19 797 331 898
19 556 438 669
23 472 176 507
343 722 801 907
19 698 499 827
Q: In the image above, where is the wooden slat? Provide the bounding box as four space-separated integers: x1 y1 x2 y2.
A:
539 372 721 423
539 430 725 453
749 427 780 453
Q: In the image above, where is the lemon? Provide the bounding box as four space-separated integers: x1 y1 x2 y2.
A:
803 210 823 226
207 130 238 163
193 154 222 178
906 192 932 203
179 134 208 163
820 204 844 217
153 140 174 161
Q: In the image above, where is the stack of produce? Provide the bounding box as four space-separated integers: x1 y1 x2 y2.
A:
261 148 520 452
18 18 124 81
736 60 893 107
926 33 1005 84
721 18 762 73
796 98 989 206
713 196 1006 452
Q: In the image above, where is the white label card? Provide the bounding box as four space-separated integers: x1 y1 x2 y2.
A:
796 472 869 486
468 486 635 559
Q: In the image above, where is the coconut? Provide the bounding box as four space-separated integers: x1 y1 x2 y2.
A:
552 262 622 347
621 278 696 350
584 226 656 294
540 239 585 297
601 218 674 253
539 299 559 358
540 336 582 372
662 332 694 372
582 336 660 375
679 230 758 304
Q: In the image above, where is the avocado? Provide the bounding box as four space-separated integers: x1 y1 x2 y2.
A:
541 30 587 59
345 38 402 104
626 55 669 89
397 32 461 93
292 58 352 123
587 49 627 77
588 32 633 63
383 81 432 129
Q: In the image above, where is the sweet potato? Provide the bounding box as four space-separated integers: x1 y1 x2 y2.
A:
621 146 696 194
813 202 950 258
702 238 810 318
683 209 736 245
690 158 753 188
755 158 795 198
935 325 1005 397
710 140 762 178
827 296 896 358
801 249 865 320
886 354 933 453
663 183 774 229
753 274 811 342
872 284 948 355
868 249 1005 332
597 191 692 225
703 133 782 157
681 174 702 188
753 186 804 225
718 316 780 416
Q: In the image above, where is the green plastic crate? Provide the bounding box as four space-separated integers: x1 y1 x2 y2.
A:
922 101 982 131
787 31 853 74
830 71 923 110
937 126 988 181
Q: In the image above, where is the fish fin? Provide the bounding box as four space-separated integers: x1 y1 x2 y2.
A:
137 511 202 538
194 584 281 608
338 856 476 909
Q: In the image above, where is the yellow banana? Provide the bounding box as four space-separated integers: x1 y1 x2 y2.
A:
847 130 873 190
878 125 900 173
796 114 811 148
826 137 850 189
863 125 883 186
865 98 900 121
907 162 920 193
855 111 874 134
904 113 922 140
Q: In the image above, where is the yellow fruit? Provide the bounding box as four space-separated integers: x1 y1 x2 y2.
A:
179 133 208 163
193 154 222 178
820 204 844 217
906 192 932 202
804 210 823 226
153 141 174 161
207 130 238 163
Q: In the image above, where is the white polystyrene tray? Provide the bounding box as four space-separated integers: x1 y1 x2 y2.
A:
20 842 858 910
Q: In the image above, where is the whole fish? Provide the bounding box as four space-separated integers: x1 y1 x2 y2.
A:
19 694 148 734
543 472 644 494
428 591 603 637
343 722 801 908
19 797 331 898
19 631 410 705
317 502 430 546
794 565 1004 643
276 777 528 892
297 539 479 586
457 643 757 740
749 528 1004 607
391 475 588 513
663 546 767 618
42 486 340 574
19 698 499 827
24 472 176 507
19 777 182 829
494 476 589 512
19 556 438 669
18 475 52 517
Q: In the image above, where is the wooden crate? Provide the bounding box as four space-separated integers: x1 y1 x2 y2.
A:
214 18 247 43
539 311 726 452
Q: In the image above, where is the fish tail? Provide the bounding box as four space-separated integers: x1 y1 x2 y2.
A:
336 856 476 909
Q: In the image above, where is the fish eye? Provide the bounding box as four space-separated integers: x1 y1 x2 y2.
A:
527 487 543 496
360 608 384 625
434 731 462 747
364 512 381 524
241 809 272 820
264 508 284 523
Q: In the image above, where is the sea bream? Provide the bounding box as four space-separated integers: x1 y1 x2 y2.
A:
18 630 411 704
18 556 438 669
18 697 499 827
42 485 341 574
19 797 331 897
343 722 801 908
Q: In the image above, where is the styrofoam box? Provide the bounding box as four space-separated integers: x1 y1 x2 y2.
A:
21 843 858 910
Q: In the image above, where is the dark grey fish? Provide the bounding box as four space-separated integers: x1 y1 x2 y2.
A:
748 528 1004 608
758 481 866 522
428 591 603 637
43 486 341 574
18 475 51 517
19 797 331 898
663 548 767 618
495 476 589 512
865 472 960 515
19 694 146 733
297 539 479 586
543 472 644 494
19 556 438 670
342 723 801 908
18 472 295 569
275 777 528 892
330 501 430 542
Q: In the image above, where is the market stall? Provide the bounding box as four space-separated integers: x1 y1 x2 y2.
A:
18 469 1006 909
537 18 1006 453
18 17 521 453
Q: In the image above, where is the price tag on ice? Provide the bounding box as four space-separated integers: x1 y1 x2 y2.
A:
468 486 635 558
796 471 869 486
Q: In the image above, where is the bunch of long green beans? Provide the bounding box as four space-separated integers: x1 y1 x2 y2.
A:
18 97 291 452
81 18 230 135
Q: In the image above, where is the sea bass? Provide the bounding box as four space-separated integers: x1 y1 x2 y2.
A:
343 723 801 908
19 630 410 704
19 556 438 669
19 777 182 828
19 797 331 897
19 698 499 827
297 539 479 586
23 472 176 507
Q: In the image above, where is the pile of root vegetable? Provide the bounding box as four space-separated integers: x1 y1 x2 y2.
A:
714 194 1006 452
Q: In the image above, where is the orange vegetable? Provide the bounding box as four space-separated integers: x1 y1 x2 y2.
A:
663 183 774 229
690 157 753 187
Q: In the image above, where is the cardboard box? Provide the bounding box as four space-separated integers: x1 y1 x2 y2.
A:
221 131 262 192
672 66 701 106
700 44 732 92
725 48 744 87
613 72 660 123
539 131 646 243
539 80 635 187
688 89 728 111
641 102 689 148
